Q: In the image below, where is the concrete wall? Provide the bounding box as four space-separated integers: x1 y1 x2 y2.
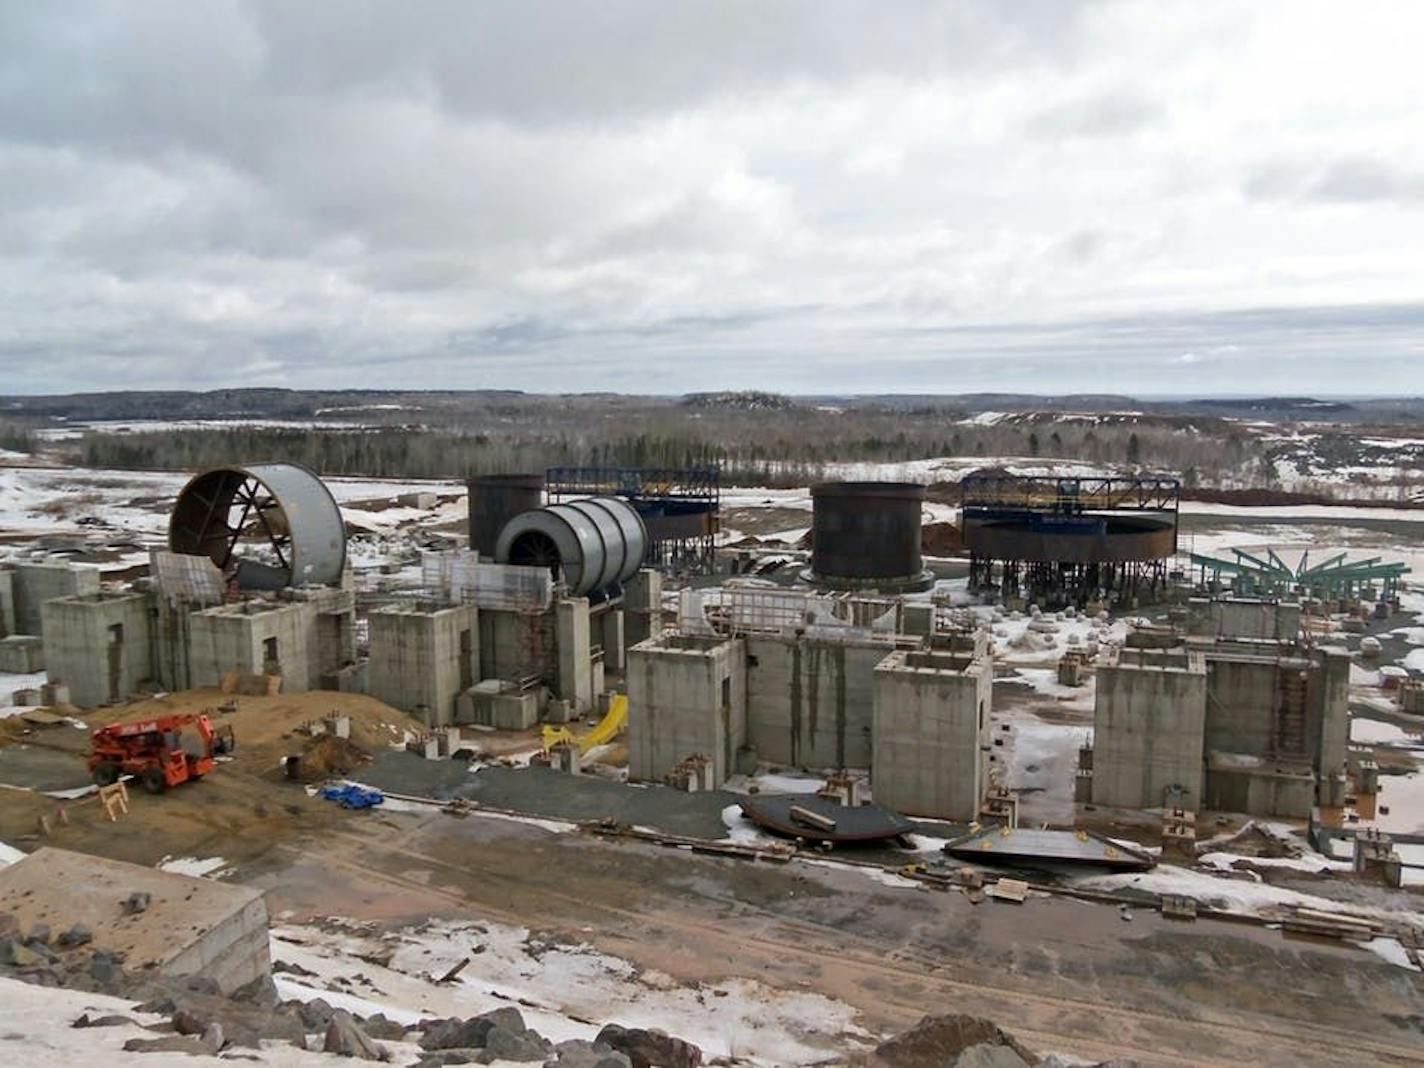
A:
0 569 15 637
41 592 154 708
744 635 894 769
1310 646 1350 778
188 601 313 692
624 569 663 648
1203 655 1280 760
368 603 478 727
287 586 358 688
871 648 992 820
10 562 101 637
556 597 593 713
1190 598 1301 641
1204 756 1314 817
627 634 746 787
1092 650 1208 810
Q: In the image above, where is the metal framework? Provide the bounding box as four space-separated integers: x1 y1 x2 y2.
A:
961 472 1180 608
1190 548 1409 600
960 473 1181 514
545 466 720 576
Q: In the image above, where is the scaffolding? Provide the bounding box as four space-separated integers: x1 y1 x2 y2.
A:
677 585 902 640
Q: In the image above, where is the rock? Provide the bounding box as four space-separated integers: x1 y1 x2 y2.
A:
414 1053 481 1068
172 1008 212 1036
297 997 337 1031
201 1022 226 1053
362 1013 409 1041
73 1014 138 1028
16 962 65 987
874 1014 1037 1068
56 923 93 949
123 892 152 916
482 1023 550 1061
230 972 280 1008
122 1035 215 1055
0 937 40 968
546 1038 634 1068
323 1009 390 1061
0 913 18 939
955 1044 1031 1068
419 1007 527 1050
594 1024 702 1068
133 995 177 1015
180 974 223 996
27 923 51 945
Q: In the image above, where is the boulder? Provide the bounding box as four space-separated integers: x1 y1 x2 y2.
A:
419 1007 527 1050
0 937 41 968
230 972 280 1008
955 1044 1031 1068
122 1035 215 1055
27 923 52 946
323 1009 390 1061
546 1039 634 1068
482 1023 550 1061
594 1024 702 1068
56 923 93 949
874 1014 1037 1068
362 1013 409 1041
296 997 337 1031
72 1014 139 1029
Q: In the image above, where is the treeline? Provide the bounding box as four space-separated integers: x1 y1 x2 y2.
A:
67 409 1266 489
0 419 36 454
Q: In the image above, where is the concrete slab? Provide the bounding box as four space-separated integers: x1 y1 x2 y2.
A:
0 847 270 992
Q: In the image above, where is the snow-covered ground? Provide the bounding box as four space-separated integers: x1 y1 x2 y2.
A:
271 916 870 1065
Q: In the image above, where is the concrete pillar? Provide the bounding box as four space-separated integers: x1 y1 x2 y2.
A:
0 570 15 638
623 569 662 647
599 609 626 673
556 597 593 714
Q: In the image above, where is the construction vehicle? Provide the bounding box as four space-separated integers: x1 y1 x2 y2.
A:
89 713 235 794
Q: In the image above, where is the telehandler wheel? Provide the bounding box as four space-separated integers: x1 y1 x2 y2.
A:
92 762 120 787
140 766 168 795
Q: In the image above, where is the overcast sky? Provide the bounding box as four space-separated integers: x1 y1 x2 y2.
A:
2 1 1423 396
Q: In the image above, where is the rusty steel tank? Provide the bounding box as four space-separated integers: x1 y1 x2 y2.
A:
466 473 544 559
808 481 931 590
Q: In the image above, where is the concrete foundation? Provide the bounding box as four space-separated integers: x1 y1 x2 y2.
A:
368 602 478 727
0 634 44 674
871 647 992 820
1205 753 1315 817
8 562 101 638
188 600 313 693
555 597 593 713
627 634 746 787
457 680 540 729
40 592 153 708
0 847 270 993
1091 649 1208 811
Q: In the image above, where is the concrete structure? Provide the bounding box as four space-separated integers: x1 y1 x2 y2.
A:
872 647 993 820
1091 649 1208 811
287 586 359 688
7 561 100 638
627 634 746 787
188 600 313 693
1188 597 1302 641
1086 637 1350 818
556 597 593 714
0 568 15 636
0 634 44 674
745 634 897 769
368 602 478 727
457 679 540 729
40 592 153 708
0 847 270 992
623 568 662 647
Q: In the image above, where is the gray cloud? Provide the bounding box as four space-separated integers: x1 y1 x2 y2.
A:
1 2 1422 396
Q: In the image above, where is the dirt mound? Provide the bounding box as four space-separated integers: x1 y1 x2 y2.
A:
296 735 371 780
921 521 963 556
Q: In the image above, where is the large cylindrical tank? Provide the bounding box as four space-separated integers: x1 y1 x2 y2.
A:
169 462 346 590
467 473 544 558
495 496 648 597
810 481 926 587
